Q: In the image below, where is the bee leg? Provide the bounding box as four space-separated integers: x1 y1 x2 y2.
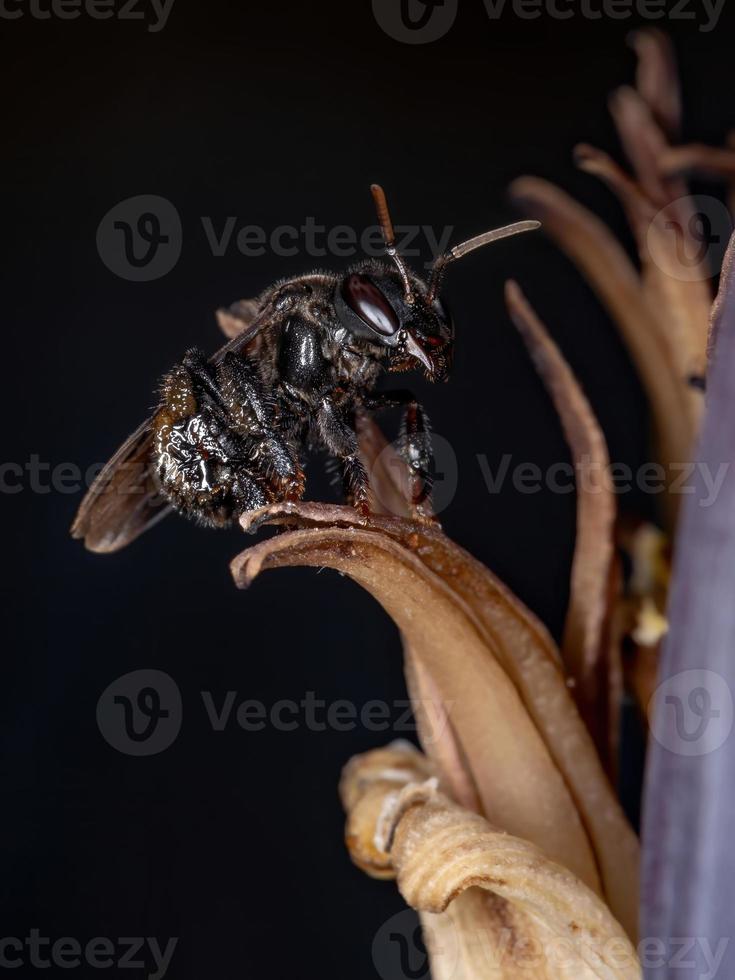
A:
364 390 434 519
315 397 370 515
216 352 305 501
231 471 269 514
181 347 223 404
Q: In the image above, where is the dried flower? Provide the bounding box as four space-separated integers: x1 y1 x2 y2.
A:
341 742 640 979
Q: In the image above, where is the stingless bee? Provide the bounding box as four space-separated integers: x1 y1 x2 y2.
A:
71 186 538 552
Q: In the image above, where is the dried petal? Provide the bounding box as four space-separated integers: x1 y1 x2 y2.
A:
573 140 710 387
607 86 684 209
505 281 618 771
342 744 640 979
509 176 697 524
231 503 639 937
658 143 735 181
629 29 681 139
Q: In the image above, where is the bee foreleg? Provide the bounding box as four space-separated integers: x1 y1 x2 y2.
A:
364 390 434 515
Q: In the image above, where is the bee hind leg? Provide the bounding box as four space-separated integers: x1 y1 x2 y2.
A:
216 352 305 502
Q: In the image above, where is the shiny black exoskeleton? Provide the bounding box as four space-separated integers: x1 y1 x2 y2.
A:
152 259 453 526
71 186 538 551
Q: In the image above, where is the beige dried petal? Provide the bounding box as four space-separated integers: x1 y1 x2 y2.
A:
342 744 640 980
403 645 482 812
231 503 639 937
394 798 640 979
340 742 435 878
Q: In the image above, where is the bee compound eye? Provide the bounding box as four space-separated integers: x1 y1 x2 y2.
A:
342 274 399 337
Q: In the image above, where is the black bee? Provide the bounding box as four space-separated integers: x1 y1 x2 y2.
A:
72 186 538 552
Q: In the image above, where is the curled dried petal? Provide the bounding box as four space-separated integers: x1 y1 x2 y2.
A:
340 741 435 878
343 744 640 980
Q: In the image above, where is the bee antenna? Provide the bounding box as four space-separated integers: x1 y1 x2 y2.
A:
370 184 416 305
426 219 541 304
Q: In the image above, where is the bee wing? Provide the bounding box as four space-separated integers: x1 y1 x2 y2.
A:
215 298 262 340
72 298 270 553
70 418 168 554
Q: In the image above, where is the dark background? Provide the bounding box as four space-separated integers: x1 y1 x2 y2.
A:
2 2 733 977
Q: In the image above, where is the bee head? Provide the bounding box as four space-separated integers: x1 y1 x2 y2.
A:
333 184 539 383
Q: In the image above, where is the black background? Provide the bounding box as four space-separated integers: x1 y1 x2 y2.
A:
3 2 733 977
